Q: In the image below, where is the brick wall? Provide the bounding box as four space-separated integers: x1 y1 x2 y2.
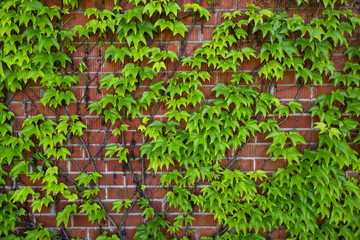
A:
7 0 359 239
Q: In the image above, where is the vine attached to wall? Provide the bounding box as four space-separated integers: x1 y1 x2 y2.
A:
1 0 360 239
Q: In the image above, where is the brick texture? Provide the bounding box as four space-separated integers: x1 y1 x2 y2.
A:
7 0 358 239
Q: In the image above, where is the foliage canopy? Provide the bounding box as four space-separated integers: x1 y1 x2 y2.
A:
1 0 360 239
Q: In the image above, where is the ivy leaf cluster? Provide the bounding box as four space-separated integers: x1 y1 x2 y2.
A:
0 0 360 239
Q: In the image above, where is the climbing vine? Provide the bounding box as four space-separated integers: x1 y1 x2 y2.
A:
1 0 360 239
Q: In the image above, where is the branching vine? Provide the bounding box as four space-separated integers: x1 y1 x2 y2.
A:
0 0 360 239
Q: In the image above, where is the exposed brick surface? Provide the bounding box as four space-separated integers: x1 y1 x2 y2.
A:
6 0 357 239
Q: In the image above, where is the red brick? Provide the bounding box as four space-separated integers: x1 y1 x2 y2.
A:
255 159 287 171
80 0 115 10
162 30 185 42
198 86 214 98
111 214 144 227
274 85 311 99
14 88 41 101
67 102 87 115
332 55 347 70
100 173 124 186
143 102 168 116
9 103 25 116
72 44 102 58
279 115 312 129
124 174 137 186
101 60 120 72
243 58 260 71
272 228 290 239
78 73 100 86
145 187 167 199
128 145 142 159
221 159 254 171
131 87 147 99
86 117 107 130
176 61 193 72
348 172 360 181
250 0 275 8
239 144 269 158
106 159 126 172
68 145 84 158
298 129 318 143
313 85 337 97
88 229 101 240
202 27 215 41
279 71 296 84
75 59 102 73
198 227 221 238
122 117 141 130
124 131 143 144
29 103 55 116
256 132 273 143
44 0 61 7
192 214 218 226
211 0 236 9
157 42 179 53
217 72 233 84
65 229 88 239
72 214 107 227
183 43 203 57
36 215 57 227
63 13 88 28
6 1 358 237
107 187 137 200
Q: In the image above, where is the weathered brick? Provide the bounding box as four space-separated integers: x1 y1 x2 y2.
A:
255 159 287 171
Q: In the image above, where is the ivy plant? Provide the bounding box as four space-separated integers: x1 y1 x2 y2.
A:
0 0 360 239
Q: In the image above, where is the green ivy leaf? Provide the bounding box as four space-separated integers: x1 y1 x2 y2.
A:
56 204 77 227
